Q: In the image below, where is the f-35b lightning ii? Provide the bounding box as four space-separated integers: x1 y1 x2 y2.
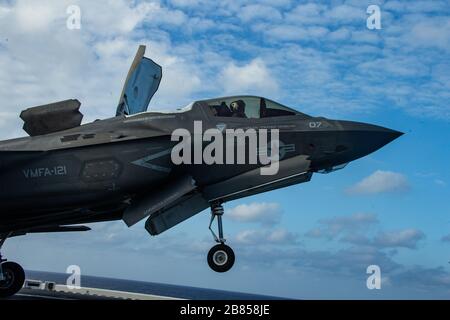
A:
0 46 402 297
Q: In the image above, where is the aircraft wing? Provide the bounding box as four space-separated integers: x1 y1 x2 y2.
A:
122 175 209 235
125 156 313 236
116 45 162 116
10 225 91 237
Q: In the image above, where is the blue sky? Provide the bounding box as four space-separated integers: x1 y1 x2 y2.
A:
1 0 449 299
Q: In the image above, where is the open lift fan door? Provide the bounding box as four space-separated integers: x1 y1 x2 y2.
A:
20 99 83 136
116 45 162 116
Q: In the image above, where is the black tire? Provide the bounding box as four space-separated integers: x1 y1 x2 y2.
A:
0 262 25 298
207 244 235 273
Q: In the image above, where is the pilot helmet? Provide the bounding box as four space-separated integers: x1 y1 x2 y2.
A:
230 100 245 112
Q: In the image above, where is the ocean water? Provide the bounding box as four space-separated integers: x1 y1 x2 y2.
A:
25 270 284 300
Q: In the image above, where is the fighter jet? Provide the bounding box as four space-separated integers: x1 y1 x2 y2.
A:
0 46 402 297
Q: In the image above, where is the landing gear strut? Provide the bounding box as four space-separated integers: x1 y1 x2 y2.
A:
207 203 235 273
0 233 25 298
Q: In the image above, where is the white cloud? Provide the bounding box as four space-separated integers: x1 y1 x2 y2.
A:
347 170 410 195
306 212 378 240
0 0 209 138
358 56 429 78
185 17 216 33
169 0 201 7
408 19 450 51
0 0 449 136
374 229 425 249
327 28 351 41
284 3 364 26
324 4 364 23
0 5 11 17
81 1 188 35
14 0 60 32
385 0 449 14
284 3 327 25
235 228 298 246
306 212 426 250
265 25 329 41
227 202 282 225
7 0 168 36
238 4 282 22
350 30 381 44
85 1 154 34
219 58 278 95
394 266 450 292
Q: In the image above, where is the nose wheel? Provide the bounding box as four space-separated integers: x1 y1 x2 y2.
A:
208 243 235 273
0 233 25 298
208 203 235 273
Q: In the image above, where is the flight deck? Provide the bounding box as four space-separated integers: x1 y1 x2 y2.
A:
2 271 282 300
10 279 180 300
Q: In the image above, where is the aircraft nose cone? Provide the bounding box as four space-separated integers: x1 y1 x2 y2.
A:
370 126 403 146
336 121 403 161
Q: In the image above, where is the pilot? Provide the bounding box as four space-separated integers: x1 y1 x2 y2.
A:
230 100 247 118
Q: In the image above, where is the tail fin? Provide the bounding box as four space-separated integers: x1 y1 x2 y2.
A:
116 45 162 116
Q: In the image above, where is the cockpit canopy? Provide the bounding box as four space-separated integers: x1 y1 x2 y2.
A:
199 96 310 119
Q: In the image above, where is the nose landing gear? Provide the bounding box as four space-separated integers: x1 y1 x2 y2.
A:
0 233 25 299
207 203 235 273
